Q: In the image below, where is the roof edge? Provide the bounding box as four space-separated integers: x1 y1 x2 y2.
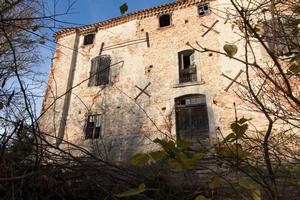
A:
54 0 207 40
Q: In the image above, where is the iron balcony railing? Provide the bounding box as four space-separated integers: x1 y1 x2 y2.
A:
179 66 197 83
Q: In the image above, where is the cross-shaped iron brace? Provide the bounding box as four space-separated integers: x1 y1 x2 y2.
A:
201 20 220 37
134 82 151 101
222 70 247 92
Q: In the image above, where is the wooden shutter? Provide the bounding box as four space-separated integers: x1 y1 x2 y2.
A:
89 55 111 86
190 52 195 66
97 55 111 85
88 57 99 86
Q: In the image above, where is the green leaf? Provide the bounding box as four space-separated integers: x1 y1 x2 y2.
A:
150 150 166 161
239 179 261 200
252 189 261 200
153 138 178 156
223 133 236 143
0 102 3 110
230 122 248 138
178 152 195 169
32 25 40 32
208 175 221 189
192 151 205 160
223 44 238 58
195 195 209 200
115 183 146 198
216 144 250 158
119 3 128 14
239 179 258 190
237 117 251 124
168 158 182 171
176 139 194 149
288 64 300 74
129 153 149 166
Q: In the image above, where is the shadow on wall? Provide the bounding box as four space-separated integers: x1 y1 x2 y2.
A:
91 133 160 162
85 92 166 162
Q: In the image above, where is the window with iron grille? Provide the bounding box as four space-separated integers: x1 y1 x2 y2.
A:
175 94 209 142
88 55 111 87
83 34 95 45
159 13 172 27
85 114 101 139
178 50 197 83
198 3 210 16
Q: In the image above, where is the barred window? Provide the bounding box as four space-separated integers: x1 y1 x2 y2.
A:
85 114 101 139
198 3 210 16
88 55 111 86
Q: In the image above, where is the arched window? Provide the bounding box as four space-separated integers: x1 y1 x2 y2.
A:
178 50 197 83
88 55 111 86
175 94 209 141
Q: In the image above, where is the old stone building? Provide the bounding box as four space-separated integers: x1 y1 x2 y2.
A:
40 0 270 161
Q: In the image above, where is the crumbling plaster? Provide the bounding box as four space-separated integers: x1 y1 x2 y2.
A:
40 0 268 161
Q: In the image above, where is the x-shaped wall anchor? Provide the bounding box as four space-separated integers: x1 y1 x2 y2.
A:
134 82 151 101
222 70 247 92
201 20 220 37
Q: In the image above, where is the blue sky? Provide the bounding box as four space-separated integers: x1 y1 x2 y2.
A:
52 0 174 26
34 0 174 115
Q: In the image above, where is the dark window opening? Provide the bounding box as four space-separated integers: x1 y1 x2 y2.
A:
88 55 111 86
198 3 210 16
159 14 171 27
183 55 191 69
175 94 209 142
178 50 197 83
85 114 101 139
263 16 300 56
84 34 94 45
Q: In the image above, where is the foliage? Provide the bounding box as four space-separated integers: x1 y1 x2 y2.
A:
0 0 299 199
120 3 128 15
129 138 204 171
115 183 146 198
223 44 238 58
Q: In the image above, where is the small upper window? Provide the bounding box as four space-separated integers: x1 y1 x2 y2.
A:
83 34 95 45
198 3 210 16
85 114 101 139
159 14 172 27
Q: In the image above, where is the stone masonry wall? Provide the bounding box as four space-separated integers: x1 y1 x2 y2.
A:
40 0 269 162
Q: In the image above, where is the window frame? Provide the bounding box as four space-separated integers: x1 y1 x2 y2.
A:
178 50 197 83
83 34 95 45
158 13 172 28
263 16 299 56
175 94 210 141
85 114 102 139
88 55 111 87
197 3 210 16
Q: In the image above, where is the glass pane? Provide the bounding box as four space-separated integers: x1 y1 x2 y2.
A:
185 99 191 105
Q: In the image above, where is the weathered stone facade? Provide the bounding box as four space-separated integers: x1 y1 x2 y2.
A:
40 0 269 162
